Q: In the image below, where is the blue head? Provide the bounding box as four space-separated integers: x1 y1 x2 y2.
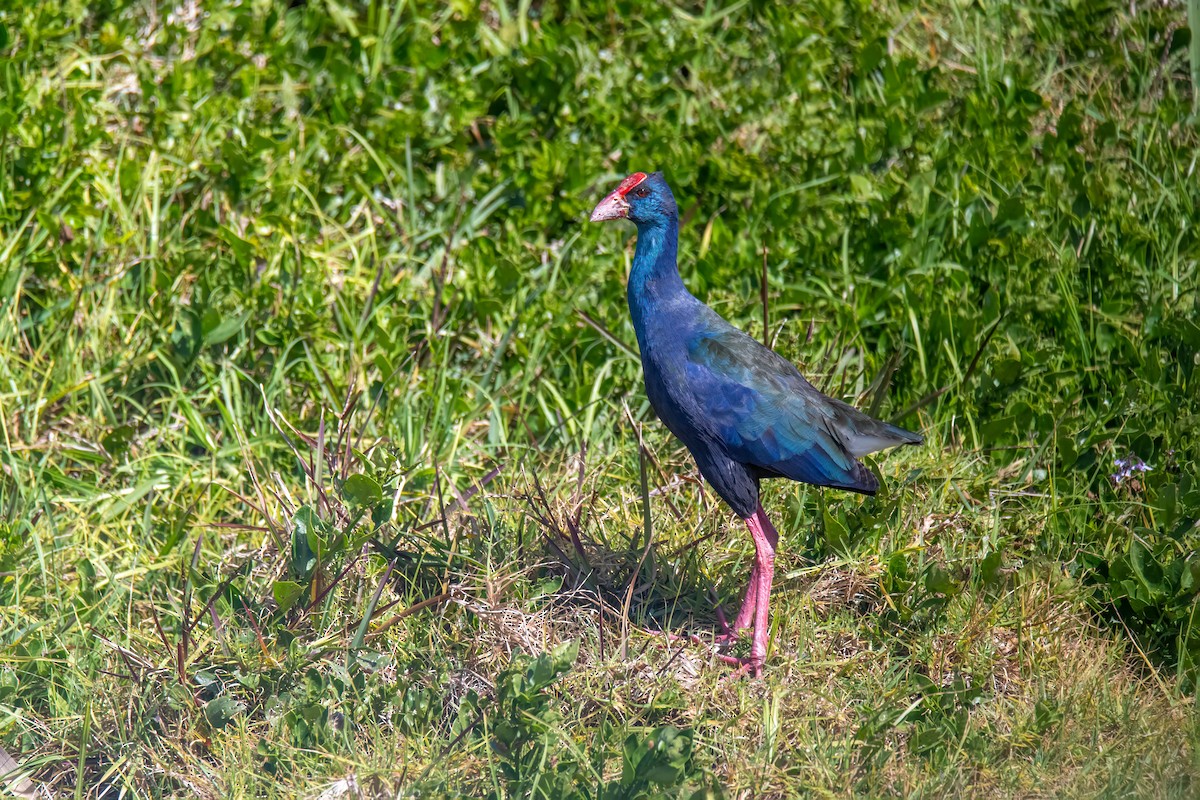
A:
590 171 677 229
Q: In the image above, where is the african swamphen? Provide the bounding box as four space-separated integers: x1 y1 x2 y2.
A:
590 171 922 675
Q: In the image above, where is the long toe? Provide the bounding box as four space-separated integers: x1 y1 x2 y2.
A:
714 634 740 649
660 629 749 669
725 656 764 680
714 605 735 639
714 610 742 648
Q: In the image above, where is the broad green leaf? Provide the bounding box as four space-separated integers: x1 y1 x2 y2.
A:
342 473 383 506
273 580 305 613
204 696 245 729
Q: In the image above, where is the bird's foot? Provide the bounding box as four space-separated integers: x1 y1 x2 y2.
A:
658 607 742 649
660 629 750 669
663 630 707 647
713 652 748 669
725 657 765 679
712 607 742 648
714 606 733 636
714 630 744 648
664 628 737 651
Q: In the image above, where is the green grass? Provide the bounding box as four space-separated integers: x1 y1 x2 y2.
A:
1 0 1199 797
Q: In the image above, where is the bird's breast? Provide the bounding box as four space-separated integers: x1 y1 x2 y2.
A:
641 346 710 449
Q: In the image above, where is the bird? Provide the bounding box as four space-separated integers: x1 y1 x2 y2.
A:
590 171 922 676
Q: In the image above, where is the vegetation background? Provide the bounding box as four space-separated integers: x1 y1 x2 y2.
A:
2 0 1200 797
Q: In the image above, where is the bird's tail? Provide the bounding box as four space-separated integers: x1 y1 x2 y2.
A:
830 400 924 458
878 420 923 447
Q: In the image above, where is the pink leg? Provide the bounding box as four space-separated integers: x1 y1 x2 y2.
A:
654 628 745 667
674 567 756 648
710 566 758 647
662 504 781 675
743 504 779 676
732 565 759 633
713 565 758 646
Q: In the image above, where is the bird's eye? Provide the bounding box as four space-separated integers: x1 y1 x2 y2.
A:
634 187 650 198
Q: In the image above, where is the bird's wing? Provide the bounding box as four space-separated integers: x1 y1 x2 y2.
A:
684 321 917 494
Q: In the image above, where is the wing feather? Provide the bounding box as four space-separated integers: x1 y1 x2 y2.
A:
684 322 918 494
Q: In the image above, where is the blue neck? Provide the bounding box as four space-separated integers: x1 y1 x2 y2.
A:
627 216 687 340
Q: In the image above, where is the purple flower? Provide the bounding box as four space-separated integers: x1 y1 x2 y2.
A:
1112 455 1151 484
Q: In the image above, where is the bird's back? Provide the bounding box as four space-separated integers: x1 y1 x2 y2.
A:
674 306 921 497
